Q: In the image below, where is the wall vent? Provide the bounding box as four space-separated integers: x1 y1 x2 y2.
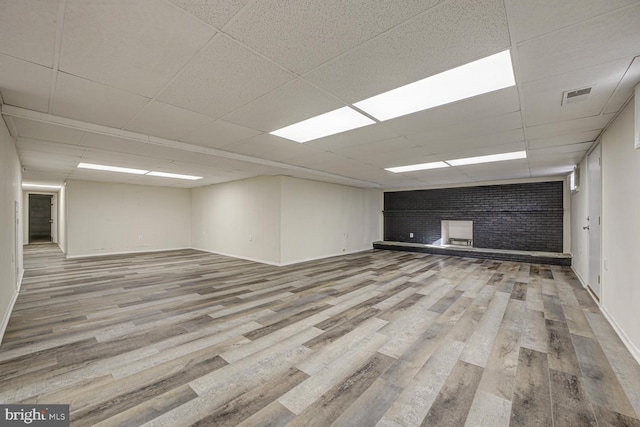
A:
561 86 593 106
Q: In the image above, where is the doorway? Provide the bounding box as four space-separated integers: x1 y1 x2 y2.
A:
14 201 20 285
29 194 53 244
587 142 602 301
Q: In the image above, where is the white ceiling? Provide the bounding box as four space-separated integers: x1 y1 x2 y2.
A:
1 0 639 190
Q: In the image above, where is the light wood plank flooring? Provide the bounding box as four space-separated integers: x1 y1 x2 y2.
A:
2 244 640 426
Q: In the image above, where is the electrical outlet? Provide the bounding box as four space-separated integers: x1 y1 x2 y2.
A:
138 235 143 240
409 232 414 238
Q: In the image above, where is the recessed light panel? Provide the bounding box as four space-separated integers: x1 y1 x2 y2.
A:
354 50 516 121
385 161 450 173
147 171 203 180
446 150 527 166
270 107 376 143
77 163 149 175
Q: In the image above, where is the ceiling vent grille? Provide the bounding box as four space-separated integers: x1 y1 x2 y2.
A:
561 86 593 106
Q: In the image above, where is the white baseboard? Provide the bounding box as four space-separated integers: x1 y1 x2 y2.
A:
570 266 588 290
278 248 371 266
65 247 192 259
0 288 19 349
600 306 640 367
571 267 640 366
17 268 24 293
193 247 372 267
191 247 281 266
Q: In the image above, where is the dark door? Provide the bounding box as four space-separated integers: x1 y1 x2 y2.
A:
29 194 52 243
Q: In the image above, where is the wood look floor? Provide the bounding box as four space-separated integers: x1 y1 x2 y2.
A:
2 245 640 426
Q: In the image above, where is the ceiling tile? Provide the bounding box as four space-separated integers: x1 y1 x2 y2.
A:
0 0 58 67
225 133 328 163
521 59 630 127
226 0 443 75
124 101 212 140
508 0 637 43
348 147 437 169
60 0 215 97
223 79 344 132
168 0 253 29
333 136 418 161
529 141 593 154
79 148 169 170
79 133 178 159
458 165 531 181
305 0 510 103
0 54 51 112
52 72 150 128
452 159 530 174
286 151 358 169
516 3 640 83
304 156 373 176
528 131 600 150
408 128 526 157
528 149 586 163
179 119 262 149
441 141 528 161
389 166 475 185
529 165 574 177
525 114 614 140
603 56 640 114
3 0 635 189
17 139 86 157
304 122 400 151
158 35 294 118
13 118 86 144
383 87 521 136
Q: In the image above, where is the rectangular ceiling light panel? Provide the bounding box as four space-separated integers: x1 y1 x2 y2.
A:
77 163 149 175
385 161 450 173
354 50 516 121
446 150 527 166
270 107 376 143
147 171 203 180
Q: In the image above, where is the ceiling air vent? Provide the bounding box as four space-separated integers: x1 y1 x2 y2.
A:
561 86 593 106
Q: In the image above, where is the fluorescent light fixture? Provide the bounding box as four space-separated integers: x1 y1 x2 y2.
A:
270 107 376 143
354 50 516 121
385 161 450 173
147 171 203 180
77 162 149 175
446 150 527 166
22 183 62 189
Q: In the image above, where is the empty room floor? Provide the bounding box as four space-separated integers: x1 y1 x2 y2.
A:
1 245 639 426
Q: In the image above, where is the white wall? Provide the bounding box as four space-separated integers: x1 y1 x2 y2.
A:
0 118 23 346
570 156 589 284
280 177 381 265
66 180 191 257
600 99 640 359
191 175 382 265
191 176 281 265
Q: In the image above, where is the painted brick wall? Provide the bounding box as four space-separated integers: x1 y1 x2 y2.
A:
384 181 564 252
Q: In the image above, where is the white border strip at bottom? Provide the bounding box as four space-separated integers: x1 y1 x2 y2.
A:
0 287 20 349
571 266 640 366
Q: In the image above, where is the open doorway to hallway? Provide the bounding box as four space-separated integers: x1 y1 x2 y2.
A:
28 194 53 244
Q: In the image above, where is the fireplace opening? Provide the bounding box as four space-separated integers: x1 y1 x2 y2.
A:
441 220 473 247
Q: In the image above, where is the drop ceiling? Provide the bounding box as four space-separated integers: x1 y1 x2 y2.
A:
1 0 639 189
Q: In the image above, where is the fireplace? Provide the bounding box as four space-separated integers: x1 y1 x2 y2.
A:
441 220 473 246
